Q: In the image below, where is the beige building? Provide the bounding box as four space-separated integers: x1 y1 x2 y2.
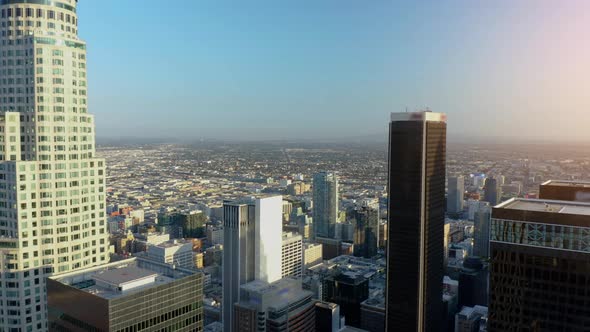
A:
303 243 323 269
281 231 303 278
0 1 108 330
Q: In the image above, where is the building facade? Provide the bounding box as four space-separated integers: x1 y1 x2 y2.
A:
447 176 465 214
488 198 590 331
281 231 303 278
302 243 322 270
47 257 203 332
483 178 500 206
351 200 379 258
539 179 590 202
222 201 255 332
386 111 446 332
312 171 338 239
233 278 315 332
222 196 283 332
0 1 109 330
472 202 491 258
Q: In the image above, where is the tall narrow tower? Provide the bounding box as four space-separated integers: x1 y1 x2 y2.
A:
386 111 446 332
313 171 339 239
222 196 283 332
0 1 108 331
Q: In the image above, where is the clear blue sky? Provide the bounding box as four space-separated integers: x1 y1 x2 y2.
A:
79 0 590 142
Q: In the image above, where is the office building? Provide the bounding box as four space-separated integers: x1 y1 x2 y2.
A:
458 257 488 308
222 201 255 332
488 198 590 331
325 272 369 328
315 302 344 332
386 111 446 332
351 200 380 258
472 202 491 258
282 232 303 278
233 278 315 332
222 196 283 332
0 1 109 330
146 239 194 269
47 257 203 331
539 179 590 202
447 176 465 214
455 305 487 332
316 237 341 260
303 243 323 269
483 178 500 206
313 171 339 239
360 297 385 332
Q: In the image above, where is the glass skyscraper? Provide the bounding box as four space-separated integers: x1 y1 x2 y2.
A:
312 171 338 239
0 1 108 330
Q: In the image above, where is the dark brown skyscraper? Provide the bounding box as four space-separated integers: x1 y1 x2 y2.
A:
489 198 590 331
386 111 447 332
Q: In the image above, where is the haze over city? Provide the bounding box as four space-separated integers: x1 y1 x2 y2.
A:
80 0 590 142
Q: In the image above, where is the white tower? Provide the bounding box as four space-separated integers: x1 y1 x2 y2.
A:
0 1 108 330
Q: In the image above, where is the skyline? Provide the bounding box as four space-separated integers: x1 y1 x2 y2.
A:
80 0 590 142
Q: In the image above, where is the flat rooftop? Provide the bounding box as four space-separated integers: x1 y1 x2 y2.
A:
93 266 157 286
541 180 590 188
496 198 590 216
52 259 191 300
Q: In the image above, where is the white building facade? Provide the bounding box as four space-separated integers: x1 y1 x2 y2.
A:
0 0 108 330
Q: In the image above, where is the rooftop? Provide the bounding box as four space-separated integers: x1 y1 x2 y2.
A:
495 198 590 216
52 258 192 300
541 180 590 188
93 266 157 286
390 111 446 123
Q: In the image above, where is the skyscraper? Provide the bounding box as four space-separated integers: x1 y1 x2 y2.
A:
386 111 446 332
351 200 380 258
313 171 339 239
489 198 590 331
483 177 500 206
447 176 465 214
222 201 255 332
472 201 491 258
0 1 108 330
222 196 283 332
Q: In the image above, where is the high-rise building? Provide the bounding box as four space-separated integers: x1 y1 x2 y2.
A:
222 196 283 332
222 201 255 332
386 111 446 332
325 272 369 328
351 200 380 258
483 178 500 206
447 176 465 214
539 179 590 202
0 1 108 330
233 278 315 332
315 302 344 332
313 171 339 239
282 231 303 278
457 257 488 308
488 198 590 331
47 257 203 332
360 297 386 332
472 202 491 258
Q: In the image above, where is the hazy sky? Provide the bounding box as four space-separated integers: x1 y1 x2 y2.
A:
79 0 590 142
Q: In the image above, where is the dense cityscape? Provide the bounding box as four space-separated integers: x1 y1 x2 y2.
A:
1 0 589 332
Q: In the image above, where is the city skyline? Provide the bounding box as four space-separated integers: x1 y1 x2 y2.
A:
77 0 590 142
